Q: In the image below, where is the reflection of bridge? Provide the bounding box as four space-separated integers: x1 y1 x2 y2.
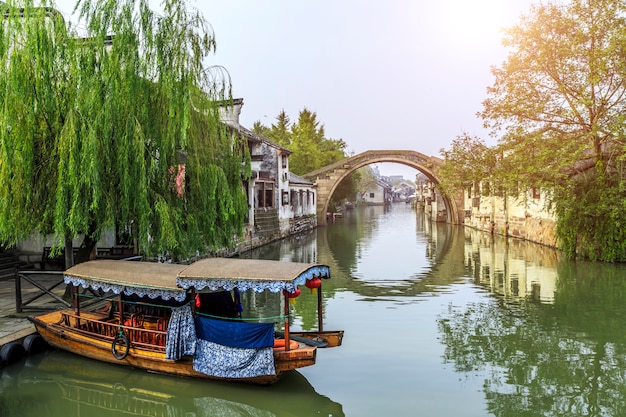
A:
316 218 469 300
303 150 463 226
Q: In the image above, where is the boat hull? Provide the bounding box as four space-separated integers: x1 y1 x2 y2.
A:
30 310 316 385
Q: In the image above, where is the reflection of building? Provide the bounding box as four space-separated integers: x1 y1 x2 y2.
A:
416 179 447 222
464 229 558 303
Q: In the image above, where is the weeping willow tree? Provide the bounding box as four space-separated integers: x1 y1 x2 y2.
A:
0 0 249 264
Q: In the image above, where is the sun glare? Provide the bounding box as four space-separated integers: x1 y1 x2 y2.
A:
435 0 521 48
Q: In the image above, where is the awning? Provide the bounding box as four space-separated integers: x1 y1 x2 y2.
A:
176 258 330 293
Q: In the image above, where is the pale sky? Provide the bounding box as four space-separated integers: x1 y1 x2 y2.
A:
52 0 536 177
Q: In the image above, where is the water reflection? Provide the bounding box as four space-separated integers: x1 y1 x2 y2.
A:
242 204 563 307
0 350 344 417
440 246 626 416
245 204 626 416
463 229 560 302
243 205 469 302
7 204 626 416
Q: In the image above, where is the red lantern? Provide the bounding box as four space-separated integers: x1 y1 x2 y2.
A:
305 277 322 292
284 287 301 298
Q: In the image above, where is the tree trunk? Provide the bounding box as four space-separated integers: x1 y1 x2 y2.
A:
64 234 74 269
62 225 99 302
76 236 95 263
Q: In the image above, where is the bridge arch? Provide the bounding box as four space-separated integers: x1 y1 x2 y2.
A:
303 150 463 226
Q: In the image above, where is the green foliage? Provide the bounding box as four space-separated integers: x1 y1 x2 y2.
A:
268 110 291 148
456 0 626 261
289 109 332 174
438 133 494 194
253 107 356 207
481 0 626 183
253 108 348 176
0 0 248 261
354 166 378 196
555 171 626 261
251 120 271 138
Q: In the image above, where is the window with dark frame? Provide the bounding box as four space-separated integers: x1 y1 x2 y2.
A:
532 187 540 199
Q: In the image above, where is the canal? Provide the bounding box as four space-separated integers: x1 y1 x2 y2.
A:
3 203 626 416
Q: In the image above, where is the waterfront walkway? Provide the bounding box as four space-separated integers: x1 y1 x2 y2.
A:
0 271 66 347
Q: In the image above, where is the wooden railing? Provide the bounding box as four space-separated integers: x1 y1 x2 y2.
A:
15 270 70 312
59 380 171 417
61 311 168 353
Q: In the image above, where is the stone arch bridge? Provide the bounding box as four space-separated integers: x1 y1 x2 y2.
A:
303 150 463 226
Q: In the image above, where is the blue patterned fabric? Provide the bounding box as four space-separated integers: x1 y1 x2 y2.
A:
176 265 330 293
193 339 275 379
64 275 188 302
166 305 197 360
195 316 274 349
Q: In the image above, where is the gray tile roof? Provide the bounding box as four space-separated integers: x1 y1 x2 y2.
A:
288 171 314 186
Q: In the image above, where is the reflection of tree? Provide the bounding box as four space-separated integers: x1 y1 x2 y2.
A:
554 261 626 339
324 205 371 274
438 264 626 417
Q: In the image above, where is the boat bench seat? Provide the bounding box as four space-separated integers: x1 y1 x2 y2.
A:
123 314 169 347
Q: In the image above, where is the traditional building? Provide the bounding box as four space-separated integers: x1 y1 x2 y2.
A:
220 99 318 251
359 180 391 206
462 183 557 248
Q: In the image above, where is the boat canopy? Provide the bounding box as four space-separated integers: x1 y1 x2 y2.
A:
177 258 330 293
64 258 331 300
64 260 188 301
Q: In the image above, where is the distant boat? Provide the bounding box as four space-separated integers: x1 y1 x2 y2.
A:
29 258 343 385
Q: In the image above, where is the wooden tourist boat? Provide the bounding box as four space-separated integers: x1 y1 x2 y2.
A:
28 258 343 385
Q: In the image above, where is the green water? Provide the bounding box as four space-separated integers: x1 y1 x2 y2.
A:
3 203 626 416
